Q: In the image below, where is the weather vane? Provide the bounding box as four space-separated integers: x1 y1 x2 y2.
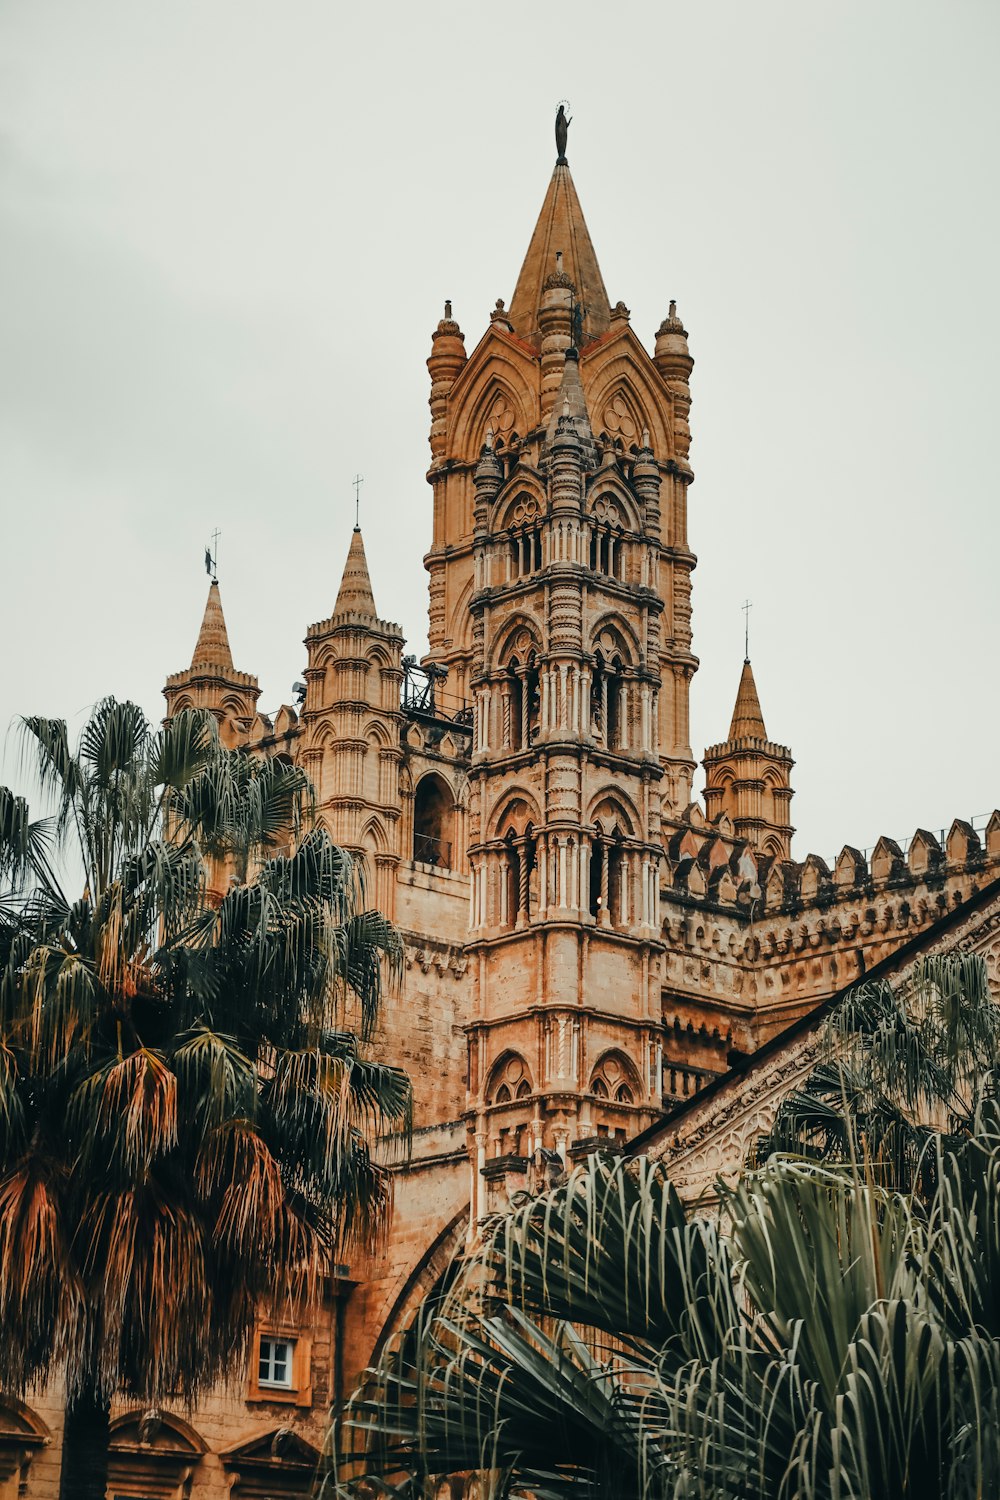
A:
204 528 220 583
742 598 752 661
352 473 364 530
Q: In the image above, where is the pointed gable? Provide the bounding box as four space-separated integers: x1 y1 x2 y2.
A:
508 164 611 347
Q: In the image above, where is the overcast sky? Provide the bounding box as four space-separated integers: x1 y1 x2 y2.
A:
1 0 997 862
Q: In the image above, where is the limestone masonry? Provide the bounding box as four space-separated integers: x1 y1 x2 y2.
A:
7 132 999 1500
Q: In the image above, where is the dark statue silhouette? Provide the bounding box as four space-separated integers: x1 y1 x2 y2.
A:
555 104 571 163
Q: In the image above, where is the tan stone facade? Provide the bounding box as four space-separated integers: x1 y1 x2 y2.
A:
9 133 1000 1498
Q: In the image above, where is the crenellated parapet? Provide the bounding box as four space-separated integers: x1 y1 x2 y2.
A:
654 803 1000 1095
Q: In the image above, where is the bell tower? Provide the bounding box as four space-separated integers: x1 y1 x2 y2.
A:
421 115 701 1208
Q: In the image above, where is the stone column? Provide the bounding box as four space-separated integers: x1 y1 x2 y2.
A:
599 842 611 926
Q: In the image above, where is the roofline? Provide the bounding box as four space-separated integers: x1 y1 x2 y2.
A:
626 870 1000 1157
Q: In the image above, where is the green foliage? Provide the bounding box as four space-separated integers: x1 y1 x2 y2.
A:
755 952 1000 1193
0 699 409 1409
335 954 1000 1500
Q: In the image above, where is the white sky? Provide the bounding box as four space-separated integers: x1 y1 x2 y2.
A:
1 0 997 863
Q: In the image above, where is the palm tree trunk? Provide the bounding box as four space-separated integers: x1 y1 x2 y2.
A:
58 1386 111 1500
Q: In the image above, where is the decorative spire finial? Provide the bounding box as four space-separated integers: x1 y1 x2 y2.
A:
352 473 364 532
204 528 220 584
742 598 752 663
555 102 571 164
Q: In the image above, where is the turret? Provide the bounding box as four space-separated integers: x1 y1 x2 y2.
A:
301 527 404 914
427 301 467 463
703 658 795 859
654 300 694 460
163 579 260 745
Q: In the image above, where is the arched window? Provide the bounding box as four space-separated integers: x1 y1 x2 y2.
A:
589 521 625 580
590 1052 639 1106
590 653 627 751
589 823 625 926
412 774 454 868
508 524 542 579
504 654 540 751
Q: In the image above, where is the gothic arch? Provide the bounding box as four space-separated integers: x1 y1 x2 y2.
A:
492 479 547 533
171 695 195 714
587 789 639 837
368 1208 469 1367
589 1048 642 1103
593 382 645 449
449 351 535 461
360 815 389 854
363 718 393 748
485 1049 533 1103
584 336 674 456
491 614 543 672
446 573 475 653
587 483 641 534
487 786 542 840
589 613 640 664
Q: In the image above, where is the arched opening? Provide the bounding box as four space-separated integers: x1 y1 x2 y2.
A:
504 654 540 751
589 522 625 580
412 773 454 868
589 823 625 926
590 653 627 750
501 822 537 926
509 524 542 579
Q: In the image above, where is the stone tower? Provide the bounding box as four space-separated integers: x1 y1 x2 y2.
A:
300 528 405 917
703 657 795 859
162 578 260 745
414 135 702 1212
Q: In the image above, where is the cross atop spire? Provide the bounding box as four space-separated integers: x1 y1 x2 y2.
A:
508 159 611 347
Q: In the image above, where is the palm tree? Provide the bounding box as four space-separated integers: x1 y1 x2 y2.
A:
754 951 1000 1193
335 953 1000 1500
0 698 410 1500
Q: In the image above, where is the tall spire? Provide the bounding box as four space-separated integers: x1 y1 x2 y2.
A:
728 658 768 741
191 580 234 670
508 162 611 347
335 526 377 617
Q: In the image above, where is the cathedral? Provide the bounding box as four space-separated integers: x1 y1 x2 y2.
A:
6 118 1000 1500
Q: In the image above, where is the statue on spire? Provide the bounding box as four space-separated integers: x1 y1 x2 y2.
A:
555 103 571 164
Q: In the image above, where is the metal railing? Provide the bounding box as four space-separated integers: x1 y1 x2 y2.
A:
412 832 452 869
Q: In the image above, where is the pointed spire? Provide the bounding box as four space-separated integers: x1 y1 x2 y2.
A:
191 580 234 670
508 163 611 346
728 659 768 742
335 527 377 618
546 347 594 449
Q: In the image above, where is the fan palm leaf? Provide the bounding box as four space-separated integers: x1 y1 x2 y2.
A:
0 697 410 1500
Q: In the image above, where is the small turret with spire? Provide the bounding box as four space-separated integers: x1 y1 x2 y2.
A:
301 522 404 914
703 653 795 860
163 577 260 743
